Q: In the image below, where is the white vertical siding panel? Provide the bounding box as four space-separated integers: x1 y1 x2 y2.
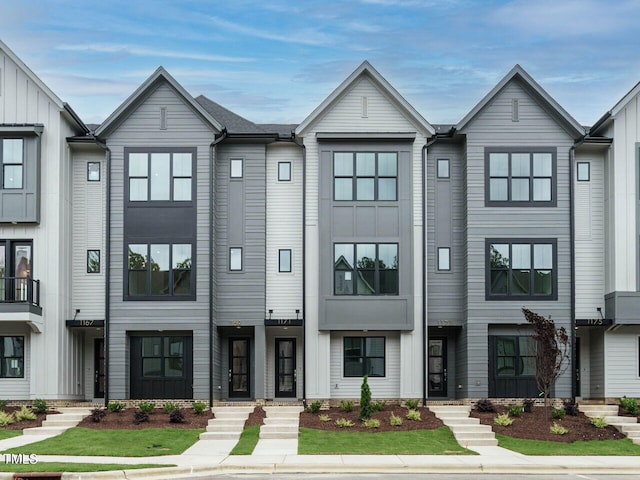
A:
604 327 640 397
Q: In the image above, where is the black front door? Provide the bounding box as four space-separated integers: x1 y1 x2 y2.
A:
229 338 250 398
428 337 447 397
130 335 193 399
575 337 581 397
275 338 296 397
94 338 105 398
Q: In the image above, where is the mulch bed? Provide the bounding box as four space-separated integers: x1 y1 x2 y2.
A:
245 406 266 427
77 408 213 430
299 405 443 433
470 406 625 443
0 407 55 430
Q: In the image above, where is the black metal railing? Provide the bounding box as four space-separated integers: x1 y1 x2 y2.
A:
0 277 40 306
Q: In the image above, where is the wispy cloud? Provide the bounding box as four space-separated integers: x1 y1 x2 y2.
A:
56 43 254 63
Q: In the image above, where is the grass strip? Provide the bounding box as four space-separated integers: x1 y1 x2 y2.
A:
0 462 172 473
496 434 640 455
3 427 204 457
298 427 474 455
0 430 22 441
230 425 260 455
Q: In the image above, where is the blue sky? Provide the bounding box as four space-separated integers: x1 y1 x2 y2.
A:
1 0 639 126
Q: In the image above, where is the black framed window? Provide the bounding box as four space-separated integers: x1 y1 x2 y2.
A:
127 150 193 202
127 243 192 298
278 162 291 181
87 162 100 182
344 337 385 377
334 152 397 201
437 247 450 271
487 238 556 300
141 336 184 378
577 162 590 182
230 159 243 178
0 336 24 378
87 250 100 273
334 243 398 295
494 336 536 377
437 159 450 179
486 148 556 206
229 247 243 271
278 249 292 273
2 138 24 189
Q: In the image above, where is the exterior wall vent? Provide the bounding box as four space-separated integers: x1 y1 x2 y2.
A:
362 96 368 118
160 107 167 130
512 99 519 122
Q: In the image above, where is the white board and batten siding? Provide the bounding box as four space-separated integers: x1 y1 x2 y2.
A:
329 332 400 398
266 143 303 319
301 74 427 399
574 152 605 317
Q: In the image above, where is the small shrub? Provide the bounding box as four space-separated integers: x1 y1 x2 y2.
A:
494 413 513 426
90 408 107 423
169 409 185 423
133 410 149 425
620 397 639 416
108 401 126 413
192 401 207 415
0 411 15 426
307 401 322 414
551 408 566 420
360 376 372 420
363 418 380 429
550 422 568 435
522 399 535 413
507 404 524 417
372 400 387 412
406 409 421 421
475 398 496 413
405 399 420 410
0 400 8 411
32 399 47 414
389 413 403 426
339 400 353 413
16 406 36 421
591 416 608 428
335 417 354 428
138 401 156 414
319 414 331 422
563 400 579 416
163 401 180 413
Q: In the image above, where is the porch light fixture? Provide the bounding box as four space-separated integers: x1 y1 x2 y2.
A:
268 309 273 320
296 309 300 320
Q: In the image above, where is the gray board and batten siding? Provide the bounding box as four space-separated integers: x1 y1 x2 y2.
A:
318 141 414 331
103 81 217 400
456 77 577 398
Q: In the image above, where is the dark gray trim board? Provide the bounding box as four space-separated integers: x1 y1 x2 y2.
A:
317 132 417 141
605 291 640 324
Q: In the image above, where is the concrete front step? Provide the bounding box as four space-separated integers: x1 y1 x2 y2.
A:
207 419 246 427
429 406 471 414
212 408 254 417
23 426 70 435
259 431 298 439
448 424 493 433
199 431 240 440
260 425 298 433
618 424 640 433
437 417 480 425
603 416 637 424
205 424 246 433
456 437 499 447
453 431 496 440
579 405 619 415
40 420 80 428
263 417 300 425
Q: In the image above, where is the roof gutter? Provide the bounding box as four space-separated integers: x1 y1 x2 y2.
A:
63 103 90 134
209 129 228 407
589 111 612 136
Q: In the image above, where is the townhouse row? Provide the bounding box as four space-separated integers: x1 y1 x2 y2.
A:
0 38 638 404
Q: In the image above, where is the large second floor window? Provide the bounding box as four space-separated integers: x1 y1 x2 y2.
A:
128 150 193 202
334 152 397 201
486 149 556 206
2 139 24 189
127 243 192 298
334 243 398 295
487 239 556 300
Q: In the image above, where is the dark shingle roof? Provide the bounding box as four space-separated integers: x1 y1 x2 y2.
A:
86 123 100 133
258 123 297 139
195 95 265 135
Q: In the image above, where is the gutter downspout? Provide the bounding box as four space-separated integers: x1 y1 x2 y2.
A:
422 136 439 407
569 138 584 402
292 134 307 405
209 130 227 407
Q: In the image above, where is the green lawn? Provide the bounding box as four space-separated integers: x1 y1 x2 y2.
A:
0 430 21 441
497 434 640 455
0 462 172 473
3 427 204 457
298 427 474 455
230 426 260 455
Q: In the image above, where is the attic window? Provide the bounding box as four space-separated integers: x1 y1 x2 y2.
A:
512 99 519 122
160 107 167 130
362 96 368 118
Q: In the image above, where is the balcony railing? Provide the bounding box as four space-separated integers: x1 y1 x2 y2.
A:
0 277 40 307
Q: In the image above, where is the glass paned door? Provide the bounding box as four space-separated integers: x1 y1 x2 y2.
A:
0 245 5 301
94 338 105 398
229 338 250 397
276 338 296 397
14 244 31 301
428 337 447 397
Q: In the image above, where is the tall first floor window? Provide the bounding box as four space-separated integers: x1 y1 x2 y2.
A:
0 336 24 378
127 243 192 298
494 336 536 377
334 243 398 295
487 239 556 300
344 336 385 377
